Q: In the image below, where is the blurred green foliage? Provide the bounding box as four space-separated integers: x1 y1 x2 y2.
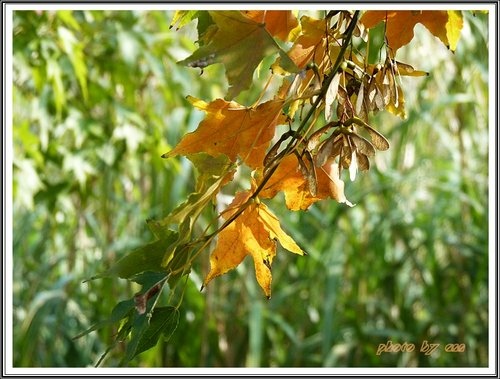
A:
12 10 489 368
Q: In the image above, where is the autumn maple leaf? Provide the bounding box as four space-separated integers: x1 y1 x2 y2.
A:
242 10 300 41
361 10 463 52
203 190 304 298
163 96 287 169
178 11 297 99
260 154 353 211
286 15 327 69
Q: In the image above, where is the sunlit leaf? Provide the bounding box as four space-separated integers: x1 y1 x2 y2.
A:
203 190 304 297
242 10 299 41
56 10 81 31
57 26 88 102
170 10 199 30
286 15 327 69
446 10 464 52
260 153 353 210
361 10 463 52
164 96 287 169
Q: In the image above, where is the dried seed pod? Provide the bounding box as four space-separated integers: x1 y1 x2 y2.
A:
350 117 390 151
297 151 318 197
340 144 352 169
363 124 390 151
307 121 339 151
349 132 376 156
263 130 296 169
356 151 370 171
336 86 354 119
303 150 317 197
392 59 429 77
349 149 358 181
331 134 344 158
315 131 342 167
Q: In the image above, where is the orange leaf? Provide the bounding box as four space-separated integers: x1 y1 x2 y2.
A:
242 10 299 41
260 154 353 210
361 10 463 52
165 96 286 169
286 15 327 69
203 191 304 298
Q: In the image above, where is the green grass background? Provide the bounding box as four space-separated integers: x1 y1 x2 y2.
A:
11 10 489 367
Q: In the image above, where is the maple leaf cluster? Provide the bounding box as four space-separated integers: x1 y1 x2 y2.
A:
162 10 463 297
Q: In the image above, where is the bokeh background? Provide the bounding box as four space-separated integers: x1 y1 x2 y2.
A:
11 10 489 367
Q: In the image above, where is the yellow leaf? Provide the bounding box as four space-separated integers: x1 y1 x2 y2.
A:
446 11 464 52
164 96 286 169
258 203 303 255
203 191 304 297
361 10 463 52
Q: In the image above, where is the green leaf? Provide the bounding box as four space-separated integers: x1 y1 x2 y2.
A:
155 159 234 268
146 219 173 240
57 26 88 102
56 10 81 31
73 299 135 339
170 10 200 30
178 11 298 99
166 244 193 288
46 58 65 117
130 271 168 287
170 11 214 46
102 230 178 279
133 306 180 359
187 152 234 192
122 312 148 364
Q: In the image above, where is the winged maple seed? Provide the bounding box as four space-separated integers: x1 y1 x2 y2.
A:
258 114 389 212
